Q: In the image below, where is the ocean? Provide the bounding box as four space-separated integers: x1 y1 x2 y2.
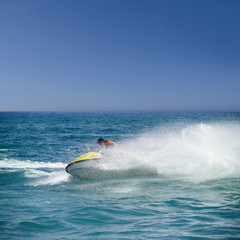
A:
0 112 240 239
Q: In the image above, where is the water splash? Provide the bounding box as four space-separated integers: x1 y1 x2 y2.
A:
26 170 70 186
101 122 240 181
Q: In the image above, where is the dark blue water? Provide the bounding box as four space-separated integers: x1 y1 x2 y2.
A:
1 112 240 239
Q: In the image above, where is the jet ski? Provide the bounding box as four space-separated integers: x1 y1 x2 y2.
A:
66 151 158 179
65 152 102 177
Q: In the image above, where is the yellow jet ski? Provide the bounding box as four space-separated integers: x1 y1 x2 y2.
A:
65 152 102 176
66 151 158 179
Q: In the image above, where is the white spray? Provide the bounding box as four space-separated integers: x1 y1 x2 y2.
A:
101 122 240 180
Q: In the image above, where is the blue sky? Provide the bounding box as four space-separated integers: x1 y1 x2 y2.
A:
0 0 239 111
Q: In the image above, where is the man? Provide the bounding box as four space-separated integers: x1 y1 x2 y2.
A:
97 138 117 148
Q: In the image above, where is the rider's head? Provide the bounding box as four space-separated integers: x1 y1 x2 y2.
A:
97 138 104 145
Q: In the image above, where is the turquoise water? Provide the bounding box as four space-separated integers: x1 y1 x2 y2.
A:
0 112 240 239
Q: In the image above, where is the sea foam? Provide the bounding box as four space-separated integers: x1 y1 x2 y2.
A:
0 158 66 169
0 158 70 186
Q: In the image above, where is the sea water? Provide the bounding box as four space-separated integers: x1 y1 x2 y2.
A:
0 112 239 239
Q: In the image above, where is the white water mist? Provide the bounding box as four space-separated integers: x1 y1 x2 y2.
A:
102 122 240 180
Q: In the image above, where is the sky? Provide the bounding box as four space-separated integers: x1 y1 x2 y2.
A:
0 0 239 111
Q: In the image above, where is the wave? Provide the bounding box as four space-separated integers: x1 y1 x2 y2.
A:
0 149 9 152
0 158 66 169
0 158 70 186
